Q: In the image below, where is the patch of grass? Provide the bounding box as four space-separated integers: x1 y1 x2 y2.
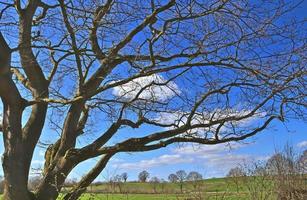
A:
56 177 253 199
75 193 249 200
85 178 241 194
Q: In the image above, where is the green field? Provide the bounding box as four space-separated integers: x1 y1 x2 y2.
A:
74 193 248 200
59 176 306 200
57 177 270 200
1 176 305 199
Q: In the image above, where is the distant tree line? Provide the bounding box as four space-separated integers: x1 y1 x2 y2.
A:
227 148 307 199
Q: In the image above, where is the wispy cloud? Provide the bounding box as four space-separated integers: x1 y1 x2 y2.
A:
154 109 266 136
172 143 260 171
38 150 45 157
112 142 265 177
113 154 193 170
112 74 180 102
297 140 307 148
172 143 245 156
32 160 44 165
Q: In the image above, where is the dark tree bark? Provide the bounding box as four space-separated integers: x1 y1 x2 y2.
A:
0 33 33 200
63 153 114 200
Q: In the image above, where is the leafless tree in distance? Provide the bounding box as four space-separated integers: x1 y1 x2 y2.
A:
168 173 179 183
121 172 128 183
176 170 187 193
187 171 203 190
138 170 150 183
227 166 245 192
150 176 160 193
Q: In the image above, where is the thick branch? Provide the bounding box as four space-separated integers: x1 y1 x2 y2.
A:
16 0 50 181
63 153 114 200
58 0 84 87
83 0 176 94
0 32 32 200
90 0 114 61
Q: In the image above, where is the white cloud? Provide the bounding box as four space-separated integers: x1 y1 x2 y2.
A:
113 154 193 170
154 109 265 136
172 143 253 169
109 142 270 178
173 144 269 176
114 143 249 171
112 74 180 102
297 141 307 148
203 153 251 168
38 150 45 157
110 158 125 163
32 160 44 165
172 143 244 156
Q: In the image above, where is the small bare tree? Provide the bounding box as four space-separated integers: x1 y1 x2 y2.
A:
121 172 128 183
168 173 179 183
241 161 274 200
238 145 307 200
227 167 245 192
267 147 306 200
150 176 160 193
187 171 203 190
176 170 187 193
138 171 150 183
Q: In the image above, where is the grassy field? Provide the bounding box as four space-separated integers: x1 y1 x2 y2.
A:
74 193 248 200
60 176 306 200
79 177 239 193
57 177 256 200
2 178 249 200
1 176 305 199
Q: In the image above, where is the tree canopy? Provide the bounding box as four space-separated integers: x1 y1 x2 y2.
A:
0 0 306 200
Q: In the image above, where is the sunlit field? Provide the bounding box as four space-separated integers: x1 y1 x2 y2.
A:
56 176 306 200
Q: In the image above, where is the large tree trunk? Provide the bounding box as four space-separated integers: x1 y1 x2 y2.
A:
35 172 63 200
0 34 33 200
35 156 76 200
2 136 33 200
35 102 85 200
1 100 32 200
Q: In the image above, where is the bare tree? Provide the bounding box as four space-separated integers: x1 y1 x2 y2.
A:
298 150 307 174
168 173 179 183
121 172 128 183
267 146 307 200
187 171 203 190
236 145 307 200
138 171 150 183
241 161 274 200
187 171 203 182
0 0 306 200
150 176 160 193
113 174 123 193
160 178 167 194
227 167 245 192
176 170 187 193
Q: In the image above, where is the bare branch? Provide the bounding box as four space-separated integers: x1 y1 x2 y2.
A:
63 153 114 200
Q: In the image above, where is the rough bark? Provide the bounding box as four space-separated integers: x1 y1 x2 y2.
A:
0 33 33 200
35 158 75 200
63 153 114 200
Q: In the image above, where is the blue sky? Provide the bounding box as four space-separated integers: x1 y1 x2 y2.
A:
1 101 305 181
26 118 306 181
0 0 306 182
77 119 307 181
